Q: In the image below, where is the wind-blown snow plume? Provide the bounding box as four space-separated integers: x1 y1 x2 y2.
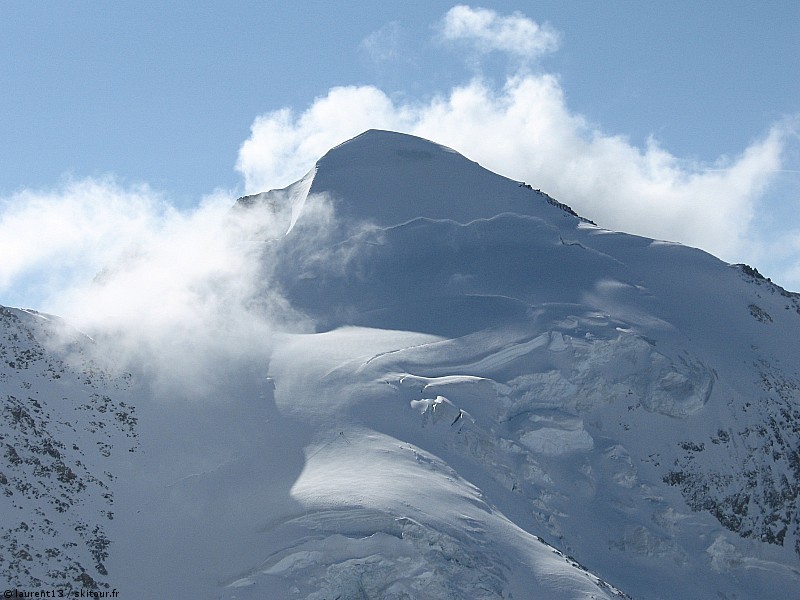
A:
0 177 167 298
237 5 799 289
0 177 309 392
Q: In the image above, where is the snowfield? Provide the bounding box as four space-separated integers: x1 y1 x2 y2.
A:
3 130 800 598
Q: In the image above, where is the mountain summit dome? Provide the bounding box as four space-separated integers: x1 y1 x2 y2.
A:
239 129 584 232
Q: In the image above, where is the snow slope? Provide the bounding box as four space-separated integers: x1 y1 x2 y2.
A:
0 307 137 590
241 130 800 599
3 130 800 598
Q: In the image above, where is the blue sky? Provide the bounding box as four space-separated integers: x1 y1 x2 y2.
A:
1 1 799 309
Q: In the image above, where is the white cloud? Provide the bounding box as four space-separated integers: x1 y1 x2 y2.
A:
0 177 170 296
236 72 794 285
360 21 404 64
439 5 560 60
0 177 309 393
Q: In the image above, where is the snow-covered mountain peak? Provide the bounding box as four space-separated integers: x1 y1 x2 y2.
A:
238 129 586 233
5 130 800 599
321 128 460 163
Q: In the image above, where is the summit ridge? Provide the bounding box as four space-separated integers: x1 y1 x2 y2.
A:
240 129 587 232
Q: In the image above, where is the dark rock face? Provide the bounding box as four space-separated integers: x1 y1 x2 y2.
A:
664 356 800 557
1 307 137 591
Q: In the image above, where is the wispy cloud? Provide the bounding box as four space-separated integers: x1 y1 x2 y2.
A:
0 177 309 392
439 5 560 61
0 177 170 299
360 21 404 64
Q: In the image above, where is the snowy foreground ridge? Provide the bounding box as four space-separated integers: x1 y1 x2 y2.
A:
3 130 800 598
